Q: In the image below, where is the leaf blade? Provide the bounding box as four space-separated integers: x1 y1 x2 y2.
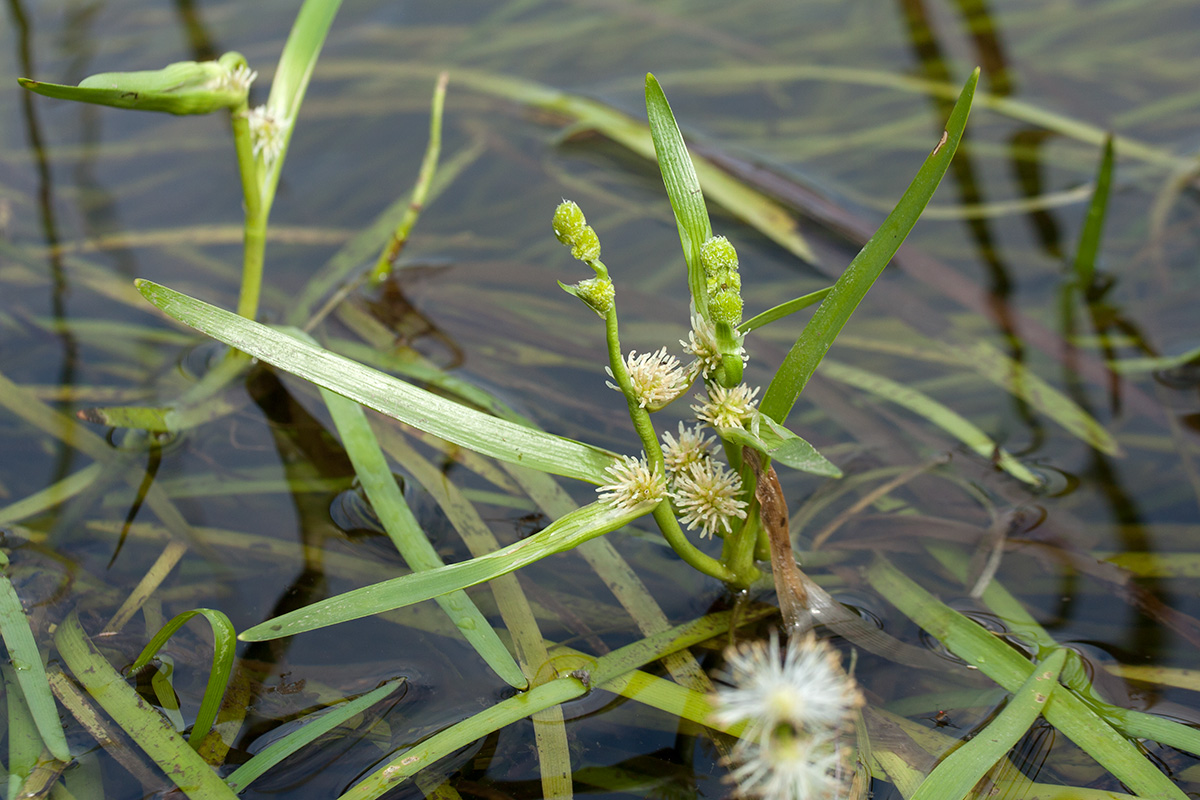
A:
135 280 618 484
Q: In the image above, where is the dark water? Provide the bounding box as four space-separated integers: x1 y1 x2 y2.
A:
2 0 1200 797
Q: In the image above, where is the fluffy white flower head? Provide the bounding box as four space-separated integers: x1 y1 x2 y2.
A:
222 63 257 93
728 732 845 800
246 105 287 168
681 313 747 378
661 422 715 473
606 347 690 410
693 383 760 430
596 455 667 512
711 632 861 743
671 459 747 538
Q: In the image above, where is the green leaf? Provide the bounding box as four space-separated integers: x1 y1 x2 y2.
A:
321 388 527 689
55 613 239 800
239 498 653 641
645 74 713 318
1072 135 1115 291
134 280 619 484
224 680 405 793
738 287 833 334
128 609 236 749
866 556 1187 800
760 69 979 424
718 416 842 477
268 0 342 124
18 52 250 115
911 649 1065 800
0 553 70 761
336 608 769 800
818 359 1039 486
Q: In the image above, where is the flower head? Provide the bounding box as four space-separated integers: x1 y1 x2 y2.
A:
552 200 601 262
606 347 690 410
221 63 257 94
693 383 760 430
711 632 861 743
596 455 667 512
661 422 715 473
246 105 287 168
671 459 748 538
681 313 747 379
727 732 846 800
711 633 861 800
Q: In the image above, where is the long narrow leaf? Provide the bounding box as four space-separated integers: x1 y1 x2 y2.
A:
0 553 69 760
761 69 979 423
224 679 405 793
1073 135 1115 290
911 649 1065 800
135 280 618 484
128 608 236 749
337 608 767 800
738 288 833 334
819 359 1039 485
866 556 1187 799
645 73 714 316
321 388 527 689
239 497 654 641
55 613 239 800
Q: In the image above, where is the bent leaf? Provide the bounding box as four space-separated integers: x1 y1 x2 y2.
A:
55 613 239 800
135 280 619 484
129 609 236 749
19 53 250 115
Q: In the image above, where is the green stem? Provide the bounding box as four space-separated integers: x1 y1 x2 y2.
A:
651 502 735 582
598 292 733 583
601 303 663 469
722 501 761 587
230 107 270 321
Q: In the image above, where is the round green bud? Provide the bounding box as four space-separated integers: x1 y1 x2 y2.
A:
575 276 615 315
700 235 739 278
552 200 601 262
571 226 601 262
709 289 743 325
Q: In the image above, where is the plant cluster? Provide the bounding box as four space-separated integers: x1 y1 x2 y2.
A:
6 1 1198 799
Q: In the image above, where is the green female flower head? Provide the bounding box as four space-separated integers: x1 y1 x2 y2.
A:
553 200 601 263
700 235 743 326
564 276 614 316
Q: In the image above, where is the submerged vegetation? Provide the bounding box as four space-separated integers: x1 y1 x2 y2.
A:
2 1 1199 799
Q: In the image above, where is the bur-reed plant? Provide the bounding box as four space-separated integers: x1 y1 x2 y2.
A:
12 2 1198 799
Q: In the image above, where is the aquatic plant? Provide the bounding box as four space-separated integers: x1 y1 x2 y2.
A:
7 1 1199 799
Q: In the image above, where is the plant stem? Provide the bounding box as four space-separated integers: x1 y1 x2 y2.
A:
230 107 269 321
599 297 733 583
